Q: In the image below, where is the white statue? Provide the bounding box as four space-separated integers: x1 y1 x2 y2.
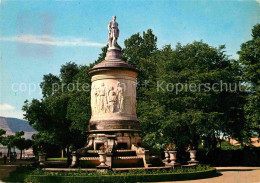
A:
108 16 119 48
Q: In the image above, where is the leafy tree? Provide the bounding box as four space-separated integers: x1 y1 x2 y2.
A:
0 129 6 144
31 132 58 156
2 131 24 158
238 23 260 140
123 35 246 150
23 63 90 161
138 42 236 149
15 138 33 159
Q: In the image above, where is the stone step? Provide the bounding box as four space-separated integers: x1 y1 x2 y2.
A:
115 149 136 152
86 149 135 153
113 156 142 160
79 156 142 160
80 157 99 160
87 150 106 154
85 149 137 157
79 155 144 168
114 149 137 156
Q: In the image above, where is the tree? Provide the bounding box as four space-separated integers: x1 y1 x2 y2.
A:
23 63 90 162
2 131 24 158
138 42 239 149
238 23 260 140
0 129 6 144
122 36 246 150
15 138 33 159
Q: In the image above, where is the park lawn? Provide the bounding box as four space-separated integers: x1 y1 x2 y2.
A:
47 158 68 161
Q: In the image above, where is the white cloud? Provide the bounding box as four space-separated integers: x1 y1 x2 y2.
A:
0 104 24 119
0 110 24 120
0 34 105 47
0 103 15 111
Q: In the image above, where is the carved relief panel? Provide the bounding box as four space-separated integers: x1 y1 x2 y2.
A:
91 78 137 117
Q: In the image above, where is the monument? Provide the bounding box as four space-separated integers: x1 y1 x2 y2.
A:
74 16 156 169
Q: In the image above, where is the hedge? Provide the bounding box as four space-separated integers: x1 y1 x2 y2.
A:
197 147 260 166
22 168 216 183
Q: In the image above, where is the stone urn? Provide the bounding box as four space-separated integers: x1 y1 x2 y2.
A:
189 150 197 161
168 151 178 166
38 152 46 166
188 150 199 165
98 152 108 167
70 151 77 168
163 151 170 164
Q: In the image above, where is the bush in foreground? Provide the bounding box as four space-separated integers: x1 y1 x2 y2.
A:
7 165 216 183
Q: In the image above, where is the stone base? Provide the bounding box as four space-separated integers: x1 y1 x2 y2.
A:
86 131 142 151
96 165 110 172
96 164 110 169
105 48 122 60
188 160 199 165
39 163 45 167
168 162 180 167
108 46 121 51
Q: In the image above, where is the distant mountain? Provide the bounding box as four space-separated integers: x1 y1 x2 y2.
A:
0 116 37 139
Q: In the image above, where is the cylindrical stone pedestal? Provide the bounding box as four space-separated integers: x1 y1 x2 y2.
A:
87 48 141 150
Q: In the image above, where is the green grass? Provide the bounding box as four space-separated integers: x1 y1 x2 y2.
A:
198 141 243 150
47 158 68 161
219 141 243 150
5 165 217 183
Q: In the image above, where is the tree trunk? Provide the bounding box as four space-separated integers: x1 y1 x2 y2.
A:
7 148 10 158
66 146 71 165
8 146 11 159
61 149 64 158
20 149 23 159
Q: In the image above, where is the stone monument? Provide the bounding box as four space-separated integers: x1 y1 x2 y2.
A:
75 16 153 168
87 15 141 150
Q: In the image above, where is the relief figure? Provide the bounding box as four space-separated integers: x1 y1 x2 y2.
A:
117 82 124 112
107 86 117 113
91 82 126 114
91 85 96 113
99 82 106 112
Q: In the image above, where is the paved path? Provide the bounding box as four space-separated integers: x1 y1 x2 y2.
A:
165 167 260 183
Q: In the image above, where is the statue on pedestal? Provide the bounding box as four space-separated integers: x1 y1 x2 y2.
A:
108 16 119 48
75 16 152 169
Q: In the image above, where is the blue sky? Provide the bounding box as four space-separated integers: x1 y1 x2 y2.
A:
0 0 259 119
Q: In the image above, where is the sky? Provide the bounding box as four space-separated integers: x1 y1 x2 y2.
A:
0 0 259 119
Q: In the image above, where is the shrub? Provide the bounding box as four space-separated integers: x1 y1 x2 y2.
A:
7 165 216 182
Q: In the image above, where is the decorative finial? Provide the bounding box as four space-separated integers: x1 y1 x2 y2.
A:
108 15 120 49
